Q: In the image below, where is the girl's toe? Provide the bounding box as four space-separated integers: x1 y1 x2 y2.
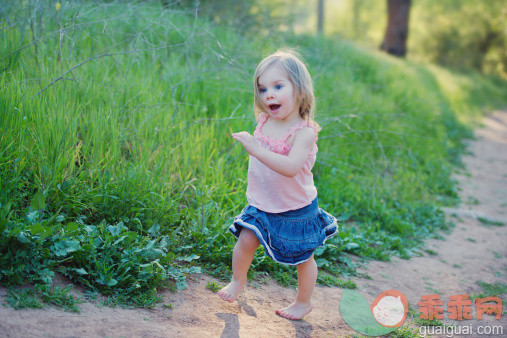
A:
218 290 229 301
276 309 288 319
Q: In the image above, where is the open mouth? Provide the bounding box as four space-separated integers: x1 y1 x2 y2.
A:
269 104 281 112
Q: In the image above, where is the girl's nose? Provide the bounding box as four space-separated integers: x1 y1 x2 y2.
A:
266 89 274 99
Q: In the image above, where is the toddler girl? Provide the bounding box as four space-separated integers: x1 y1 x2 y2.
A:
218 49 338 320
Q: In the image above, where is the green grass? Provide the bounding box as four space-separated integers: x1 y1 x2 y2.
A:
424 286 441 295
424 249 438 256
5 284 83 312
205 280 223 293
388 325 420 338
317 274 357 289
471 281 507 300
478 217 504 226
414 317 444 327
466 196 480 205
1 0 507 306
5 287 44 310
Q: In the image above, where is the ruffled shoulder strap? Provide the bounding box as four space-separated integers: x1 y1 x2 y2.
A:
255 113 269 133
307 120 320 143
282 119 319 143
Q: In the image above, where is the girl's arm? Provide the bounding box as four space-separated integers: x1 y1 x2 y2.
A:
232 127 315 177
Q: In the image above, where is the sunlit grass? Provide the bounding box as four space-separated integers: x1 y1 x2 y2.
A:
1 0 506 303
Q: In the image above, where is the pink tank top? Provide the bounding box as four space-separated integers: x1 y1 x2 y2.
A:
246 114 319 213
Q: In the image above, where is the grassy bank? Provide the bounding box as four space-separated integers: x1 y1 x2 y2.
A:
1 1 506 307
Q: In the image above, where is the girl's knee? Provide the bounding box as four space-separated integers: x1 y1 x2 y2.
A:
297 254 317 270
238 228 260 249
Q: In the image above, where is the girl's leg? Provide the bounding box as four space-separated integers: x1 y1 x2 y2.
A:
276 254 317 320
218 228 260 302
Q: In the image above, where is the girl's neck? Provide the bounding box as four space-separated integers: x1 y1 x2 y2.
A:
262 112 305 140
269 113 303 128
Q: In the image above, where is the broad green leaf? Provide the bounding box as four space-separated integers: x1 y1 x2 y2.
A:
30 191 46 211
16 232 31 243
65 222 80 234
26 210 39 224
108 222 127 236
52 240 81 256
106 279 118 287
314 246 326 256
65 240 81 252
345 243 360 250
176 254 200 262
113 236 127 245
148 223 160 237
28 223 52 240
315 258 330 268
0 202 13 232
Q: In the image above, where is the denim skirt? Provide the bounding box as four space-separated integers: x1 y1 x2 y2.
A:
228 198 338 265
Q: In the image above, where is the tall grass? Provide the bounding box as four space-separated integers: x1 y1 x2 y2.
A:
1 1 506 304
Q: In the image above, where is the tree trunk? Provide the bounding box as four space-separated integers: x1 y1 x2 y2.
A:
317 0 324 34
380 0 411 57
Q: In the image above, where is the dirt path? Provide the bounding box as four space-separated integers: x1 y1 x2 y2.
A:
1 111 506 338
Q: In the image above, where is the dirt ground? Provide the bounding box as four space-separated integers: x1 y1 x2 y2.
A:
1 111 506 338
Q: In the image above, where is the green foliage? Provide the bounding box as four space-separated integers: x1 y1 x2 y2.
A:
412 0 507 78
478 281 507 295
205 280 223 293
58 219 201 307
477 217 504 226
414 317 444 327
175 0 294 34
6 284 83 312
303 0 507 78
388 325 420 338
0 0 506 307
470 281 507 300
0 207 57 286
35 283 84 312
5 287 44 309
317 274 356 289
424 249 437 256
0 198 199 307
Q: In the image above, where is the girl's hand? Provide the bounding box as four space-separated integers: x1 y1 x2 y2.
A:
232 127 315 177
232 132 260 157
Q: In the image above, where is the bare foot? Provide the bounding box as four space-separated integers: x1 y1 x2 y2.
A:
276 301 313 320
217 279 245 303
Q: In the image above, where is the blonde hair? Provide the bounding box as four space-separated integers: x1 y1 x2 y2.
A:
253 49 320 131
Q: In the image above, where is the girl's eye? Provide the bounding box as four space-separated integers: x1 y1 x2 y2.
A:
275 84 282 90
259 88 266 93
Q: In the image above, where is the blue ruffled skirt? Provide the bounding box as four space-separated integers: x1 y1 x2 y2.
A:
228 198 338 265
